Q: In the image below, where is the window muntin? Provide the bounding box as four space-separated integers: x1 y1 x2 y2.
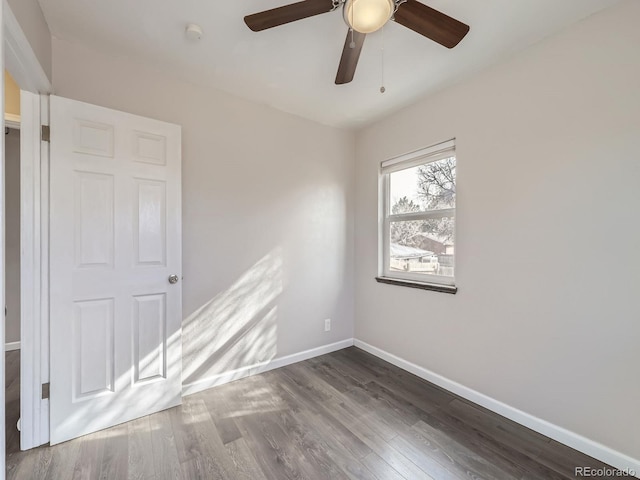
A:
381 142 456 286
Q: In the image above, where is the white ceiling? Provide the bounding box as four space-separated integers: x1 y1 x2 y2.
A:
38 0 622 128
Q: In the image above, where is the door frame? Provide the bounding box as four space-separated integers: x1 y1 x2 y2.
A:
19 91 49 450
3 0 53 453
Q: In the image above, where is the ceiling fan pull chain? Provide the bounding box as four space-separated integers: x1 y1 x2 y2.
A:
380 25 386 93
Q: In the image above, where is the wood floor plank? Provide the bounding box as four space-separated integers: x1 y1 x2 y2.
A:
170 397 237 479
534 440 621 480
333 398 405 444
410 419 521 480
361 451 408 480
269 399 368 480
148 409 184 480
340 349 455 411
127 416 156 480
307 355 366 394
320 402 436 480
269 369 403 480
275 372 373 459
428 402 568 480
360 381 541 480
273 408 355 480
201 372 286 422
315 351 377 385
234 411 311 480
388 432 463 480
71 431 107 479
279 362 343 404
98 423 129 479
5 350 20 457
224 437 269 480
214 415 243 445
445 398 551 459
317 445 377 480
280 362 407 443
7 448 43 480
40 437 83 480
168 401 200 465
205 372 318 479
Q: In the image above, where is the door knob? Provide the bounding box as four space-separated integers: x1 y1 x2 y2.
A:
168 274 179 284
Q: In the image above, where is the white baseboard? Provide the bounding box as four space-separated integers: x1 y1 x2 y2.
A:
354 339 640 477
182 338 355 397
5 341 21 351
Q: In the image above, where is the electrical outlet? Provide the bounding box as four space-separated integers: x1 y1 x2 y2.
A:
324 318 331 332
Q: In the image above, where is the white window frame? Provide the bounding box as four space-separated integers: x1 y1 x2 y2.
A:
380 139 456 289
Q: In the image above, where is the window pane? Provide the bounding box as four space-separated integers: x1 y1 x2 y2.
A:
389 217 454 277
389 157 456 214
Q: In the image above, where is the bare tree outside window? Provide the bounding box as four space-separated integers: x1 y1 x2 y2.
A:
390 197 423 247
390 157 456 249
417 156 456 209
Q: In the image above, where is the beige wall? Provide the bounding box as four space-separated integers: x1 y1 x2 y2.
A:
5 71 20 117
52 38 355 391
7 0 52 82
5 128 20 344
355 0 640 462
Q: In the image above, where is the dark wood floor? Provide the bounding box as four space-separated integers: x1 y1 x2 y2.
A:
5 350 20 458
5 347 621 479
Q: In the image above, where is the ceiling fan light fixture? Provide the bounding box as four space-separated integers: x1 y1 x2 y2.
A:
343 0 394 34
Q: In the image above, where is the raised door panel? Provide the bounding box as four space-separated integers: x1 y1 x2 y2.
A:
73 119 114 158
73 299 115 400
134 179 166 266
133 131 167 165
133 294 166 384
74 172 114 268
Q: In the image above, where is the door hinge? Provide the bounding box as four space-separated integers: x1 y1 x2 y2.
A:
41 125 50 143
42 383 50 400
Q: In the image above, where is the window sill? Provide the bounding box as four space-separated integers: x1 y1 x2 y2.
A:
375 276 457 294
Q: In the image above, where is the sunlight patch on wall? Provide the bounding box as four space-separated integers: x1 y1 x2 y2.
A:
182 248 283 388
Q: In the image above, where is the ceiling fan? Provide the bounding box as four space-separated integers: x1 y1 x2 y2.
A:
244 0 470 85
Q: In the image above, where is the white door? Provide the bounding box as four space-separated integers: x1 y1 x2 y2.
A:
49 95 182 445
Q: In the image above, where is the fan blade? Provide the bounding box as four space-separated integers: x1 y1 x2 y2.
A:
244 0 334 31
335 30 366 85
394 1 469 48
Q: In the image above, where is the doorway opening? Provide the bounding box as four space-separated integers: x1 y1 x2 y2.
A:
4 2 53 466
4 70 21 460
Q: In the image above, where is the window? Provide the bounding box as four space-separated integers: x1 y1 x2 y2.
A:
379 140 456 292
